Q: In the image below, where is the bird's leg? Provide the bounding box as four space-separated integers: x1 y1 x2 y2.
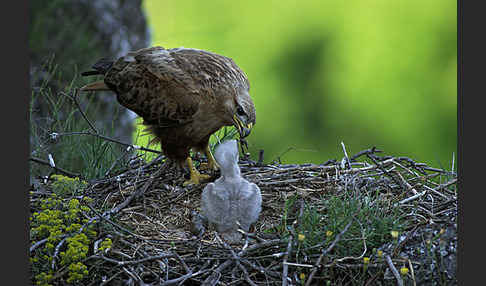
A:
183 157 211 186
199 145 220 171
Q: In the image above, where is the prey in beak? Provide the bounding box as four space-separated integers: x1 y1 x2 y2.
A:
233 114 253 153
233 114 253 138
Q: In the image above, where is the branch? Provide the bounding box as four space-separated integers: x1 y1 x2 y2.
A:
385 254 404 286
305 219 353 286
61 89 98 134
282 235 293 286
29 156 80 178
55 131 162 154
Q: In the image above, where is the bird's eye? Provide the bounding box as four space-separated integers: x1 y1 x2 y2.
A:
236 105 245 116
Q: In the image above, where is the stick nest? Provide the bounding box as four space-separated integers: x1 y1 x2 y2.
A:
31 146 457 285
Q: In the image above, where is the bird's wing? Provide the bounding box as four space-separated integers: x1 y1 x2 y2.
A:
105 47 202 128
240 182 262 225
201 183 229 225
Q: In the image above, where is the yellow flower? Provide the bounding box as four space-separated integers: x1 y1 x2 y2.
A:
326 230 333 237
390 231 399 239
299 273 305 280
298 234 305 241
377 250 383 257
363 257 370 264
400 267 409 276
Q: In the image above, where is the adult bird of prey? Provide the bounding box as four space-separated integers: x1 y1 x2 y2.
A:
80 46 256 185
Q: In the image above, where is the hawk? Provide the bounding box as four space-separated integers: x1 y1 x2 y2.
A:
80 46 256 185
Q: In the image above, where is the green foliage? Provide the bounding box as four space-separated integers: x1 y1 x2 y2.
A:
143 0 456 167
30 194 96 285
50 174 88 196
66 262 89 284
209 126 239 151
98 237 113 253
273 190 405 260
30 59 127 180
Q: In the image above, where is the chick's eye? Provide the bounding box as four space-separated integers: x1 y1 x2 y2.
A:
237 105 245 116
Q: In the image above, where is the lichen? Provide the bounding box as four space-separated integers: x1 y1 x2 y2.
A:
30 192 96 285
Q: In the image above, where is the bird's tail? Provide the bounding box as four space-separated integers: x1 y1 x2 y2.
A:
80 58 114 92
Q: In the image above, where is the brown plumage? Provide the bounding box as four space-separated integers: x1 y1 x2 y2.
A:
80 46 256 185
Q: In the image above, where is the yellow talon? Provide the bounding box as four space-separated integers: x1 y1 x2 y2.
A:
199 145 219 171
183 157 211 186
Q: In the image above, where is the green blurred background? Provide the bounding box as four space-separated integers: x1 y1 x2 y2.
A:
138 0 456 168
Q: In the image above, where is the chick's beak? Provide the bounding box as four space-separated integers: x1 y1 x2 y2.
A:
233 115 253 138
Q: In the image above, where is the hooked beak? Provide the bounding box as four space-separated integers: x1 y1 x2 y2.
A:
233 115 253 138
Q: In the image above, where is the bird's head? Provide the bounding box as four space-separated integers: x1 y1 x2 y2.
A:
232 90 256 139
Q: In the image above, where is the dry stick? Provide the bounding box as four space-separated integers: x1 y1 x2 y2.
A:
305 220 353 286
257 149 265 166
62 89 99 134
398 191 427 205
239 239 285 257
100 252 174 266
202 260 233 286
56 131 161 154
104 146 133 177
385 254 404 286
99 269 124 286
394 170 419 195
30 234 68 253
240 258 281 279
122 266 140 283
408 258 417 286
159 252 197 286
85 204 147 239
52 237 68 270
350 146 382 162
29 156 80 178
201 239 284 285
367 154 402 188
399 178 457 205
422 184 451 200
281 235 293 286
215 233 257 286
340 142 352 169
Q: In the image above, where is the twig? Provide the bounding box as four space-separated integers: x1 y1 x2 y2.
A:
104 146 133 177
350 146 382 161
394 170 419 195
100 252 174 266
282 235 293 286
367 154 402 187
30 235 67 253
202 260 233 286
399 191 427 205
408 258 417 286
55 131 161 154
305 219 353 286
215 233 257 286
52 237 67 270
61 89 98 134
340 142 351 169
385 254 404 286
99 269 124 286
159 252 196 286
29 156 81 178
